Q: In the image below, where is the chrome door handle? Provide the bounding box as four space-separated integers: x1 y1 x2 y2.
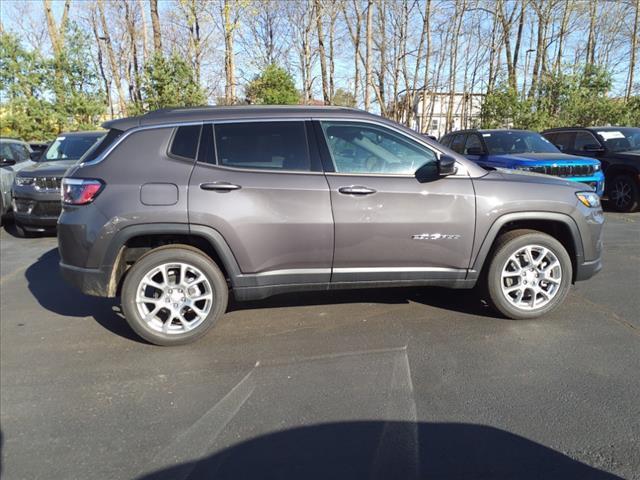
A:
200 182 241 191
338 186 376 195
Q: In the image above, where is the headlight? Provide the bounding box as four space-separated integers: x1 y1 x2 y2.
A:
593 163 601 171
576 191 601 208
14 176 35 187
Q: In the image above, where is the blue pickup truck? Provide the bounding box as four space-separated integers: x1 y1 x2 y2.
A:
439 129 605 196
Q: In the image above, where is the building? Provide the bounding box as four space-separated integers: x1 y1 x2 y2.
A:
410 91 484 139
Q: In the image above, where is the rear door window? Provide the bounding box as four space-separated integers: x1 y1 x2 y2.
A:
574 131 601 152
214 121 312 171
551 132 575 152
450 134 466 154
463 134 483 154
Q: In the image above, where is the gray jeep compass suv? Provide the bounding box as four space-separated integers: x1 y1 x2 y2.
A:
58 107 604 346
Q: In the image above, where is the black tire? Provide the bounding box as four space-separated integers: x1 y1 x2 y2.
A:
121 245 228 346
486 229 572 320
607 174 639 213
14 222 35 238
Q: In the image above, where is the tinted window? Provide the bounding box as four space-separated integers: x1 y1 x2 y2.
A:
84 129 123 163
214 122 310 171
170 125 201 159
44 134 104 162
482 131 559 154
450 134 466 154
440 135 451 147
10 143 30 162
463 134 483 154
197 124 215 164
574 131 600 151
320 121 437 175
594 128 640 152
0 142 17 161
549 132 574 152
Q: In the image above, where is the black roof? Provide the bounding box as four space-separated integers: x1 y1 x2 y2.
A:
441 128 532 136
542 126 639 133
103 105 380 131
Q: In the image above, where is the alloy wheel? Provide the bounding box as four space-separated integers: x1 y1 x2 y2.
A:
135 262 213 334
500 245 562 311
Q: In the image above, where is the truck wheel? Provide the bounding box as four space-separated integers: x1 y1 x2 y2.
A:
486 230 572 320
607 174 639 213
121 246 228 346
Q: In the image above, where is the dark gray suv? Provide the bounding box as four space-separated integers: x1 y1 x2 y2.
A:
58 107 604 345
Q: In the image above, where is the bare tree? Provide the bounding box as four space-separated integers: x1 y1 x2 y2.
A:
627 0 639 99
150 0 162 54
97 0 127 115
365 0 373 111
314 0 330 103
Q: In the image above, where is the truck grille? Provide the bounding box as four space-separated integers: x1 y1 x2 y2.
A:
529 165 595 177
35 177 62 191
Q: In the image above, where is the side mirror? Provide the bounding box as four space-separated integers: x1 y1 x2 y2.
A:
583 144 605 153
466 146 484 156
438 155 457 177
0 156 16 167
30 151 42 161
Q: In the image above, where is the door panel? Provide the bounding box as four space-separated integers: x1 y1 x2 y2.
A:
188 122 333 285
317 121 475 283
326 174 475 281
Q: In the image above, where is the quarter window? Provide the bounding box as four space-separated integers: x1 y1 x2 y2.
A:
170 125 201 160
320 121 437 175
214 122 310 171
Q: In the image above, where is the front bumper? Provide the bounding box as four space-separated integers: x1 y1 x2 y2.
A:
12 197 61 229
12 185 62 229
575 256 602 282
565 171 605 197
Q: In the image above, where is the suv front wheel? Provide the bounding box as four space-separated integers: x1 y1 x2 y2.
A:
486 230 572 320
121 246 228 346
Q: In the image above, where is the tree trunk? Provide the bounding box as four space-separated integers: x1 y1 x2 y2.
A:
364 0 373 111
89 5 113 117
554 0 571 74
43 0 70 112
314 0 330 104
222 0 236 104
586 0 597 66
627 0 639 99
138 0 149 61
150 0 162 54
97 0 127 115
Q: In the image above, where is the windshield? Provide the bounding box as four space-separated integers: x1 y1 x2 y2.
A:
595 128 640 153
483 131 560 155
42 134 103 162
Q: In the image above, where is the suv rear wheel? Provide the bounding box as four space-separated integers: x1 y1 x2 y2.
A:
607 174 639 213
486 230 572 320
121 246 228 346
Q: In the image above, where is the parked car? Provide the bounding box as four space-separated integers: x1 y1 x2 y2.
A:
58 106 603 346
542 127 640 212
12 131 104 236
28 141 50 160
439 129 605 196
0 138 37 225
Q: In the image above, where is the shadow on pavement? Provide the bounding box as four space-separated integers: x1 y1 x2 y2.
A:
138 421 621 480
24 247 142 343
230 286 496 318
25 249 497 344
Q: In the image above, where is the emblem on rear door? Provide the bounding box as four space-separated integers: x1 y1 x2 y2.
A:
411 233 461 240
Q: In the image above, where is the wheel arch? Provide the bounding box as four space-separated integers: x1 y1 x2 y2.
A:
469 212 584 283
103 223 243 297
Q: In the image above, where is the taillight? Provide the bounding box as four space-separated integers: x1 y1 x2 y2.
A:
62 178 104 205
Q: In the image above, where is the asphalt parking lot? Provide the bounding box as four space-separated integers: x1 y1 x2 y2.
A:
1 212 639 480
